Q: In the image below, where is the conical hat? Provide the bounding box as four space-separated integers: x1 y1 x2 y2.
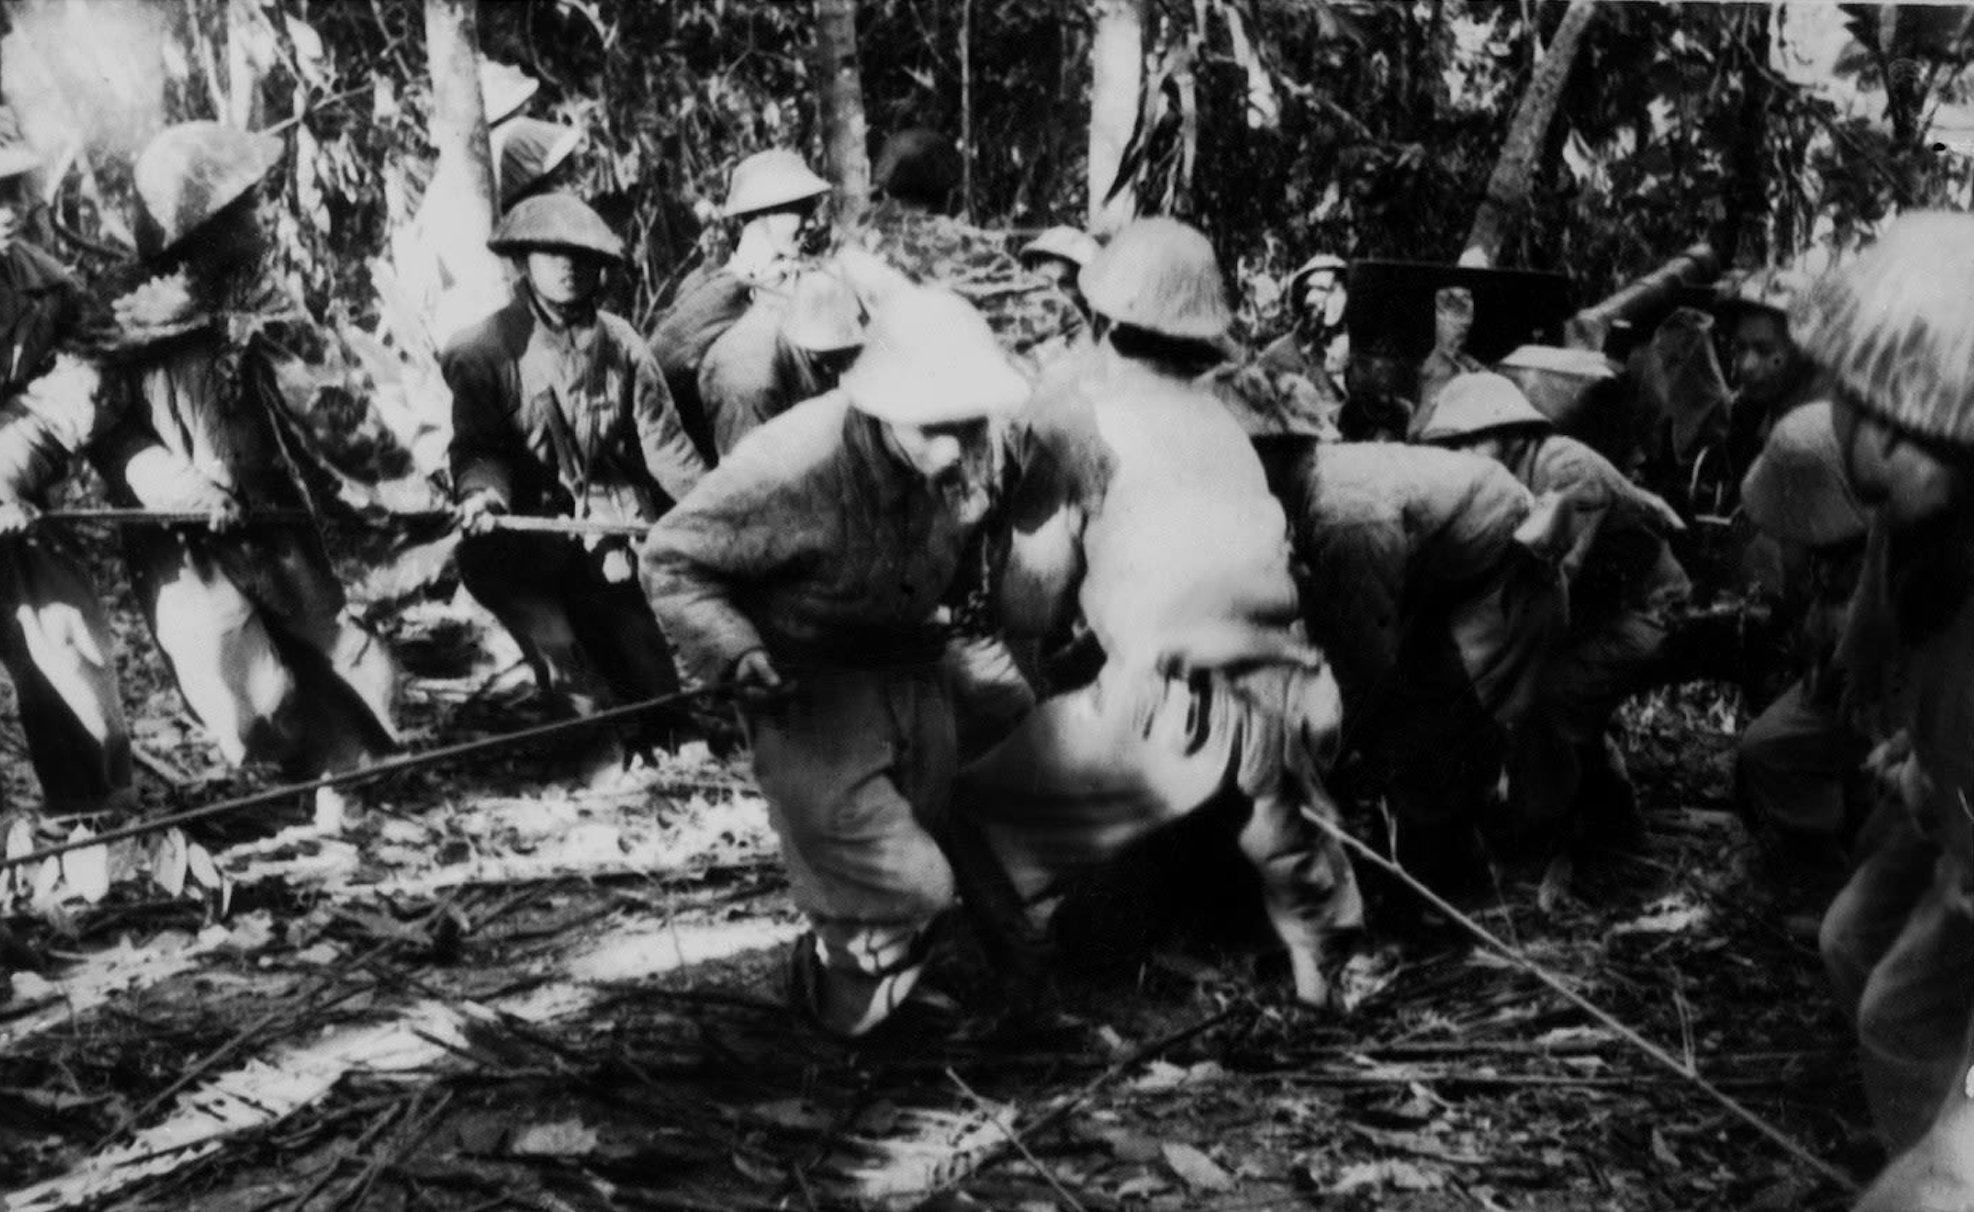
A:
134 122 285 259
723 149 831 219
493 118 581 208
1741 402 1868 547
1792 211 1974 446
480 60 540 127
840 287 1029 424
1417 371 1552 443
1081 217 1231 341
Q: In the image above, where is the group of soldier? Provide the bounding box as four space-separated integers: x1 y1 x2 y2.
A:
0 60 1969 1206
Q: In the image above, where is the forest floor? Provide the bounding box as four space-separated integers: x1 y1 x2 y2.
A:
0 556 1879 1212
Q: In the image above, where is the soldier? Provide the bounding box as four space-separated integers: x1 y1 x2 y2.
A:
1263 434 1560 891
1411 286 1486 431
650 149 834 464
0 109 133 818
1017 225 1099 325
445 193 706 768
642 286 1029 1038
1420 372 1688 842
1790 214 1974 1206
1734 403 1871 891
93 122 397 830
697 268 865 458
958 218 1363 1010
1258 252 1346 392
1717 267 1818 487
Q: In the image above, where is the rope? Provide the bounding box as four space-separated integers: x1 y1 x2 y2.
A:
35 508 654 539
0 684 730 873
1302 810 1860 1195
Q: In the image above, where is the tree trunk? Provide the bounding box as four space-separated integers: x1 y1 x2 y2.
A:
1087 0 1145 234
815 0 871 229
423 0 497 254
1460 0 1600 267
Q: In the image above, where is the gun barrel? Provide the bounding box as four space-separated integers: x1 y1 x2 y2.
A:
1566 242 1721 353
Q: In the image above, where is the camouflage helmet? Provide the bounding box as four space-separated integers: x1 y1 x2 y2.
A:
134 122 285 259
1794 212 1974 445
480 60 540 127
0 107 39 180
722 149 831 220
1741 402 1868 547
1717 266 1810 325
782 269 865 354
1417 371 1552 443
841 287 1029 425
488 192 624 261
1081 216 1232 341
493 118 582 209
1019 225 1099 270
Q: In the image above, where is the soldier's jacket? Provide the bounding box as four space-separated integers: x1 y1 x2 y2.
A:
640 390 973 685
0 242 108 500
445 291 706 524
1270 441 1533 713
0 240 84 390
1001 355 1304 675
1257 333 1345 405
697 289 832 457
1499 432 1689 630
649 265 753 464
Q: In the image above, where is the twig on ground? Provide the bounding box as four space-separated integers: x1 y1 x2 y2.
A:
948 1068 1088 1212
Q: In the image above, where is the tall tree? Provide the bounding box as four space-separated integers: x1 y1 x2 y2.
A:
1088 0 1146 234
815 0 872 228
1461 0 1600 267
422 0 498 288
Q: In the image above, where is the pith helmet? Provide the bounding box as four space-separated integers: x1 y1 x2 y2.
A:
1495 344 1618 421
1020 225 1099 270
488 192 624 261
1741 402 1869 547
1081 216 1232 341
0 108 39 180
494 118 582 209
723 149 831 220
1418 371 1552 443
1287 252 1346 305
1793 211 1974 446
840 287 1029 424
134 122 284 259
480 60 540 127
783 270 865 354
1718 266 1810 324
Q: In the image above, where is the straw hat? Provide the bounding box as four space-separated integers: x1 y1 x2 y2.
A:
1792 211 1974 446
1741 402 1869 547
1417 371 1552 443
840 287 1029 425
1081 216 1232 341
488 193 624 261
723 149 831 220
493 118 582 209
133 122 284 259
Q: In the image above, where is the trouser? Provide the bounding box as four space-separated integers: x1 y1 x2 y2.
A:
745 663 958 1037
956 657 1363 1005
129 528 396 778
942 634 1037 764
0 539 132 814
1821 810 1972 1153
1506 607 1670 832
1737 677 1870 842
458 532 682 731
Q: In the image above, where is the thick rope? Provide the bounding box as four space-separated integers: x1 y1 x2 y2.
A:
0 684 729 872
37 508 653 538
1303 810 1860 1194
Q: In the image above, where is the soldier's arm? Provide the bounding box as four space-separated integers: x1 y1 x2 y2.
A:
639 418 829 686
628 333 708 503
440 339 516 507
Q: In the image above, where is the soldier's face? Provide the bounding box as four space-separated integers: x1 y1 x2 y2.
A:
1833 392 1968 529
1300 272 1340 326
1730 312 1798 404
884 417 990 487
526 251 601 306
